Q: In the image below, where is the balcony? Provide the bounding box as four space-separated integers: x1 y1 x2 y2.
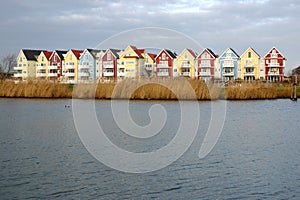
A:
36 65 46 70
244 72 255 76
180 72 191 76
268 71 280 76
157 64 169 68
48 65 58 70
199 64 211 68
180 63 190 68
65 64 75 69
145 64 153 71
79 72 89 77
223 63 234 68
14 66 23 71
79 64 89 70
117 64 125 69
48 73 58 77
118 72 125 77
36 73 46 77
199 72 211 76
14 73 23 78
157 72 169 76
65 72 75 77
103 72 114 77
268 63 280 67
223 71 234 76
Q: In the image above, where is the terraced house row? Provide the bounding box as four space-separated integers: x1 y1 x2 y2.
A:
14 46 286 83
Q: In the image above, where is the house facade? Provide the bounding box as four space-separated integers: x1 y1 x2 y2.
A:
264 47 285 82
142 52 156 78
78 49 102 83
14 49 43 80
219 48 239 81
240 47 260 81
63 49 83 84
36 51 52 79
155 49 177 78
102 49 122 81
49 50 67 80
197 48 218 82
119 45 144 79
177 48 197 79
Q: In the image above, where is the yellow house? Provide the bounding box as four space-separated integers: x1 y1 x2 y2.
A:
14 49 44 80
119 45 144 79
177 48 197 78
36 51 52 79
63 49 83 83
240 47 260 81
142 52 156 78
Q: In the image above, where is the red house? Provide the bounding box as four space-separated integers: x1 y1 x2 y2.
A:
264 47 285 82
102 49 121 81
155 49 177 78
49 50 67 79
197 48 218 82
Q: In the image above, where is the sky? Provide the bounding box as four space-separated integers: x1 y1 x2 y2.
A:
0 0 299 72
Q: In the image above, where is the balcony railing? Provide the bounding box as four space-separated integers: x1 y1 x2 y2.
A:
48 65 58 70
118 72 125 77
79 64 89 70
223 72 234 76
36 73 46 77
268 63 280 67
244 72 255 76
199 64 211 68
14 66 23 71
36 65 46 70
180 72 190 76
268 72 280 76
65 64 75 69
223 63 234 68
117 65 125 69
199 72 211 76
48 73 58 77
103 72 114 77
157 72 169 76
65 72 75 77
14 73 23 78
157 64 169 68
79 72 89 77
180 63 190 68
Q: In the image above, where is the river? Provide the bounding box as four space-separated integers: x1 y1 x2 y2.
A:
0 98 299 199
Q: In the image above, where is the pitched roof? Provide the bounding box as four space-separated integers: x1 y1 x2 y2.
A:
241 47 260 58
221 48 239 57
108 49 122 59
186 48 197 58
70 49 83 59
206 48 217 58
164 49 177 59
22 49 45 61
43 51 52 60
147 53 157 61
127 45 144 58
55 50 68 60
264 46 285 58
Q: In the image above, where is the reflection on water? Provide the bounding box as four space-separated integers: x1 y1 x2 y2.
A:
0 99 299 199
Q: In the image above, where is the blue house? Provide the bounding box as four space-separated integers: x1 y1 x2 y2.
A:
78 49 101 82
219 48 239 81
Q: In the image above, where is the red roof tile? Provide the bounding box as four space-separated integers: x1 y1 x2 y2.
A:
71 49 84 59
43 51 52 60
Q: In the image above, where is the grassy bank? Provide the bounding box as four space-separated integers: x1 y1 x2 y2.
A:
0 79 298 100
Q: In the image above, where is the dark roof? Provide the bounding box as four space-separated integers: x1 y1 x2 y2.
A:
109 49 122 59
206 48 217 58
22 49 45 61
165 49 177 58
55 50 68 60
228 48 239 57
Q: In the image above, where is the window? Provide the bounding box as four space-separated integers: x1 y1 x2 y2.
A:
184 53 187 59
248 52 251 58
20 57 22 62
70 54 73 60
85 54 88 60
107 52 111 60
54 55 57 62
162 53 166 60
42 56 44 62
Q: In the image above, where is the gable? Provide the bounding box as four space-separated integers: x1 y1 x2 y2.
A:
241 47 260 59
220 48 239 59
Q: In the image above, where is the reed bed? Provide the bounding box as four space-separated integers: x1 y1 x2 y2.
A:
0 79 297 100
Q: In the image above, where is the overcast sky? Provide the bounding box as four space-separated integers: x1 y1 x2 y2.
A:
0 0 299 71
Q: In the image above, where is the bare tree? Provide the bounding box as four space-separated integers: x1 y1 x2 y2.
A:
0 54 17 80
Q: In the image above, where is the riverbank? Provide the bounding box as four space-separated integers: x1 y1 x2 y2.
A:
0 79 298 100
